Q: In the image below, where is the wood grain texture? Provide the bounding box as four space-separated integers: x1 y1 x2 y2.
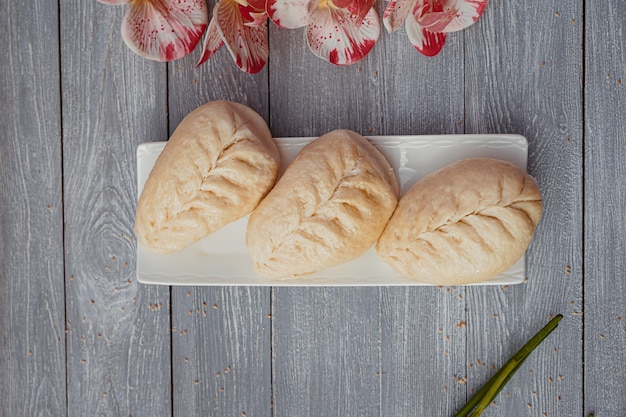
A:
376 26 467 417
584 1 626 415
271 288 380 417
464 0 583 415
167 10 272 416
61 2 171 416
0 1 66 416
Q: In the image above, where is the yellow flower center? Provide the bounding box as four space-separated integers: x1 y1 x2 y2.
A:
319 0 343 9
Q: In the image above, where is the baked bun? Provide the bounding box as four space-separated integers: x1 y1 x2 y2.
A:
135 100 280 254
377 158 542 285
246 129 399 278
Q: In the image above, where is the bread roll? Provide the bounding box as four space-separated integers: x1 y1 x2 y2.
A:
246 129 399 278
377 158 542 285
135 100 280 254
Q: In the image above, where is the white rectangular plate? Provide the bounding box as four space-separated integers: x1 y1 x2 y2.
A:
137 134 528 286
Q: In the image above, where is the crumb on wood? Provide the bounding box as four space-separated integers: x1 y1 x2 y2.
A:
456 321 466 328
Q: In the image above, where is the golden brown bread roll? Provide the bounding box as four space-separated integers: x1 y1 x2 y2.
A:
135 100 280 254
246 129 399 279
377 158 542 285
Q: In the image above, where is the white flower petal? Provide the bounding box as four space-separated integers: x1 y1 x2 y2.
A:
121 0 208 61
306 6 379 66
267 0 313 28
214 0 269 73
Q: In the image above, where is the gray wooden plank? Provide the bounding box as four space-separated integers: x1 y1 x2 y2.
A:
60 2 171 416
0 1 66 416
584 1 626 415
268 19 380 417
167 17 272 417
465 0 583 415
376 25 467 417
271 288 380 417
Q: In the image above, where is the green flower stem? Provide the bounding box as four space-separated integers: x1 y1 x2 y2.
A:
455 314 563 417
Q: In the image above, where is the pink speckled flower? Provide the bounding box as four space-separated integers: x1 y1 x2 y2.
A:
97 0 208 61
267 0 380 66
383 0 488 56
196 0 269 74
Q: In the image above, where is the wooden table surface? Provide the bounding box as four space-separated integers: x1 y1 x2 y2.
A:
1 0 624 416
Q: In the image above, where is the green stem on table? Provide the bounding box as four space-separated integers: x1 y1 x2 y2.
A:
455 314 563 417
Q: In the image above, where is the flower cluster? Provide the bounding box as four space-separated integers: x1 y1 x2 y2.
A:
97 0 488 73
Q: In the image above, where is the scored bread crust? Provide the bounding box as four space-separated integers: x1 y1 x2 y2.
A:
135 100 280 254
376 158 543 285
246 129 400 279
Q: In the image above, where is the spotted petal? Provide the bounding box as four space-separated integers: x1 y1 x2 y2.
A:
121 0 208 61
347 0 377 24
306 6 379 66
96 0 129 4
405 14 445 56
214 0 268 73
420 0 488 32
383 0 418 33
267 0 312 28
196 17 224 67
